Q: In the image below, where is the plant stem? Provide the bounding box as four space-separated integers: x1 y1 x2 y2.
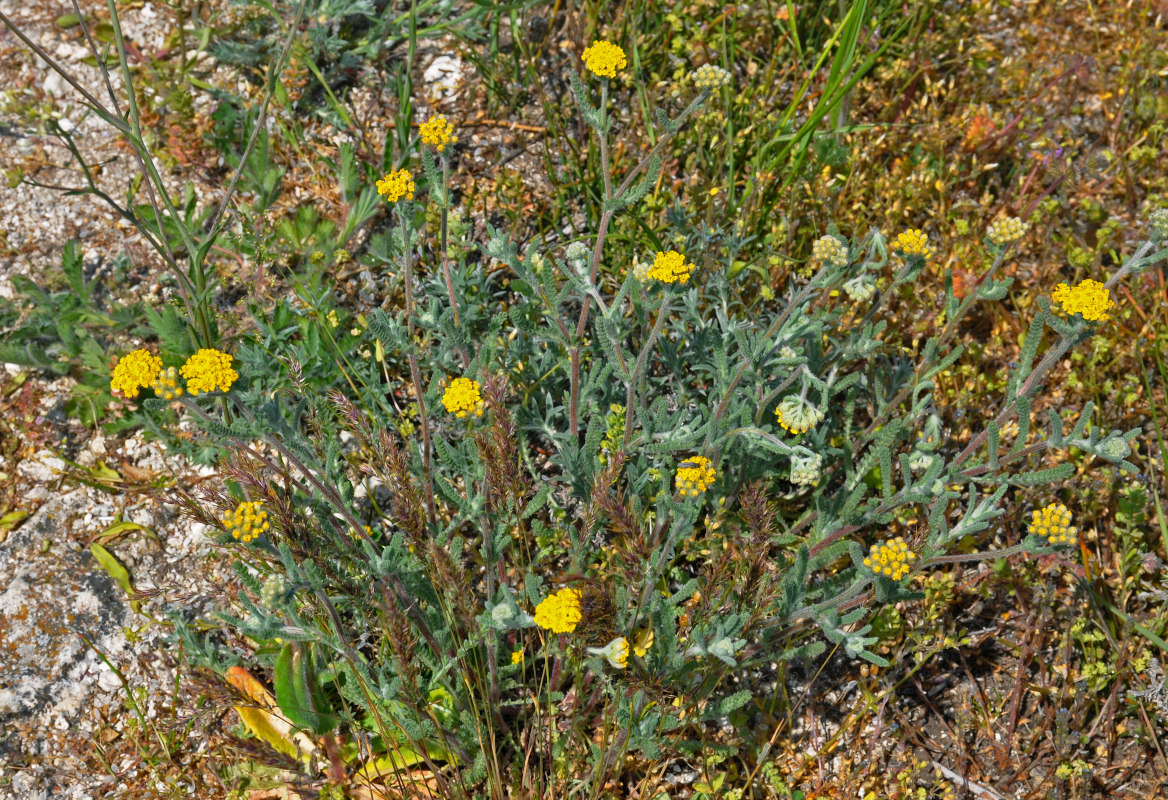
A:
438 153 464 338
568 89 710 437
623 294 670 447
400 207 437 523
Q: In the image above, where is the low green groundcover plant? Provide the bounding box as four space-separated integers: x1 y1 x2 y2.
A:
132 46 1166 796
5 1 1166 794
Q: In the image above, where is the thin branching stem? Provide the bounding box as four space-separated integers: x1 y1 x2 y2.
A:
568 88 710 436
399 207 437 522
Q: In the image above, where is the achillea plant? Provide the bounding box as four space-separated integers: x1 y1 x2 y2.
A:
110 349 163 398
864 537 917 581
987 215 1029 246
534 588 583 633
1029 503 1077 546
775 396 825 435
811 234 849 267
1052 278 1114 321
6 0 1161 793
160 37 1164 800
676 456 717 497
222 500 269 543
689 64 731 90
180 349 238 395
441 377 485 418
152 366 183 400
581 40 627 78
419 114 458 152
891 227 937 259
376 168 415 203
646 249 696 284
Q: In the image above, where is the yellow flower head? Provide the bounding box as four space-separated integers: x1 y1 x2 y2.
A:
534 587 582 634
775 397 825 435
891 228 937 260
863 536 916 581
811 235 848 268
180 349 238 395
587 636 629 669
689 64 731 90
420 115 458 152
646 250 695 284
582 40 627 78
511 649 524 665
152 366 183 400
223 500 270 543
1029 502 1076 546
987 216 1029 246
441 377 485 418
611 637 629 668
1051 279 1113 322
377 168 415 203
676 456 716 497
111 349 163 399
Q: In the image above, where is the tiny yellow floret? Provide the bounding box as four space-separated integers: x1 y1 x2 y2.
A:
891 228 937 260
675 456 716 497
441 377 485 418
863 536 916 581
1029 502 1076 546
223 500 270 543
534 588 583 634
180 349 238 395
1051 279 1113 322
152 366 183 400
110 349 163 399
647 250 695 284
377 168 415 203
582 40 627 78
420 115 458 152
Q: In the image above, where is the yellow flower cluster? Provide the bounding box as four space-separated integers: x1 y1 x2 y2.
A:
110 349 163 399
582 40 626 78
776 409 808 435
676 456 716 497
1052 279 1113 322
1029 503 1076 546
1151 208 1168 239
441 377 485 418
811 235 848 268
891 228 937 260
377 168 415 203
152 366 183 400
864 537 916 581
534 587 582 634
610 637 629 668
646 250 695 284
587 636 629 669
987 216 1029 246
690 64 731 90
223 500 270 543
420 115 458 152
180 349 238 395
511 649 524 665
775 397 824 435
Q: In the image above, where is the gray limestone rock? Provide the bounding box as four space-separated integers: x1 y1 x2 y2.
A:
0 489 129 725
